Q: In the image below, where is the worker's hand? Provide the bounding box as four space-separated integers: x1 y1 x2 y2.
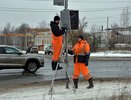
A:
85 61 88 66
61 27 67 31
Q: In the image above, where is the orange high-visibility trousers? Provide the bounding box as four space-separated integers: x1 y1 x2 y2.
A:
51 32 63 61
73 63 92 80
52 40 62 61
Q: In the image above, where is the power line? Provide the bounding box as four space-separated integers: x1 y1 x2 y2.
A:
80 7 124 12
25 0 131 3
73 1 131 3
0 6 130 21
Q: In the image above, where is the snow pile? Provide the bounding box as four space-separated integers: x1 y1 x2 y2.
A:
0 81 131 100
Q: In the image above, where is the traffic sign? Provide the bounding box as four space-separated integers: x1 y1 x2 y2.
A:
53 0 64 6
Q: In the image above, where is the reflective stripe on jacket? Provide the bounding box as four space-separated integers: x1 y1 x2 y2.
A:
72 40 90 63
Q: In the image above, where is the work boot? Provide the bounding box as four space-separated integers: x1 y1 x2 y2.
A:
73 79 78 89
57 64 63 70
51 61 63 71
87 77 94 89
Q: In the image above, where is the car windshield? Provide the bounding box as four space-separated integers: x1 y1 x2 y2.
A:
5 47 22 54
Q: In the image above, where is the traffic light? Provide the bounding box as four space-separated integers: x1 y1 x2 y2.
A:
60 10 79 30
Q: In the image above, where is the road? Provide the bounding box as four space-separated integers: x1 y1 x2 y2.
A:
0 55 131 86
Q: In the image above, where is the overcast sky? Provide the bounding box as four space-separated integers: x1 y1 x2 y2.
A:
0 0 131 32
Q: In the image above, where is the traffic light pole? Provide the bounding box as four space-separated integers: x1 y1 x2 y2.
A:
64 0 69 83
64 0 68 9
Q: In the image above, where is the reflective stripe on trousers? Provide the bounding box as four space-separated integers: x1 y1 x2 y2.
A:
73 63 92 80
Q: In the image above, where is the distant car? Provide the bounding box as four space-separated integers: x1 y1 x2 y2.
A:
0 45 44 73
30 47 38 53
45 46 53 55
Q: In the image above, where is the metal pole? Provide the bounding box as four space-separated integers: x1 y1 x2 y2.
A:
64 0 69 79
107 17 109 34
5 35 6 45
64 0 68 9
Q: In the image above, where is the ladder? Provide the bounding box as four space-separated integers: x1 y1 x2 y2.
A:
47 30 76 100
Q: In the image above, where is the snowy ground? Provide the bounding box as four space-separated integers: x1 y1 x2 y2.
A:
91 50 131 57
5 50 130 100
0 80 131 100
22 50 131 57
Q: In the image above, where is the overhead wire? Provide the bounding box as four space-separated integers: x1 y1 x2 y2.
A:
25 0 131 3
0 6 130 21
0 6 129 13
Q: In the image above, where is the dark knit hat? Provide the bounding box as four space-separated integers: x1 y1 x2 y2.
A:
78 35 84 40
54 16 60 21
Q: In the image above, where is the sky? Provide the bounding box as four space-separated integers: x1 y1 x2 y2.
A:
0 0 131 32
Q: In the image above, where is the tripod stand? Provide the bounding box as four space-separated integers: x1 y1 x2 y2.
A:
47 30 76 99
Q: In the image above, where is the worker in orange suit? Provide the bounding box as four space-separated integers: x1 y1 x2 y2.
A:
50 16 66 71
69 35 94 89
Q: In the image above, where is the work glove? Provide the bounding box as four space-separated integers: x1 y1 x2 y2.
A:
85 53 90 66
61 27 67 31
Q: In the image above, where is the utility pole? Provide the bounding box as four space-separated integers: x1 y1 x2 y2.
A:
5 34 7 45
107 17 109 34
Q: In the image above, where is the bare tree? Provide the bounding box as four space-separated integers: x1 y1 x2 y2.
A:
38 20 47 29
90 24 102 52
3 23 13 33
104 23 119 50
16 23 30 33
79 17 88 34
2 23 15 45
68 30 79 46
15 23 30 49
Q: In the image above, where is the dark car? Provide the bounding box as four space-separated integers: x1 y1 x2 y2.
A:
0 45 44 73
45 46 53 55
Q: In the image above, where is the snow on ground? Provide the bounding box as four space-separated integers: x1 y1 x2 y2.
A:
21 50 131 57
0 80 131 100
42 50 131 57
91 50 131 57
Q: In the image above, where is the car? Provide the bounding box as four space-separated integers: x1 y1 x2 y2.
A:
0 45 44 73
45 46 53 55
30 47 38 53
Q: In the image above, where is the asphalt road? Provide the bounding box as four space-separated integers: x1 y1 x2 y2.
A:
0 55 131 86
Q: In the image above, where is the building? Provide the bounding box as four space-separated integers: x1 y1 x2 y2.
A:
0 28 51 50
35 31 52 51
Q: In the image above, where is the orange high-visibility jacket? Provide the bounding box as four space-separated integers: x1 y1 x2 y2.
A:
72 40 90 63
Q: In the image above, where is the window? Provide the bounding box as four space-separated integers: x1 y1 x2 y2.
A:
5 47 19 54
0 47 5 54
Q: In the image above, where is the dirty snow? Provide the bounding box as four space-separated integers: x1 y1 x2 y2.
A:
0 81 131 100
5 50 131 100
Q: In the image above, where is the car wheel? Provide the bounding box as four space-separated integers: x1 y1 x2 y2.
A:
25 61 38 73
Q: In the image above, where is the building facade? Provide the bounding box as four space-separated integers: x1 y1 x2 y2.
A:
35 31 52 51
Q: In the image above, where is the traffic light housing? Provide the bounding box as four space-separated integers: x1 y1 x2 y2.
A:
60 10 79 30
